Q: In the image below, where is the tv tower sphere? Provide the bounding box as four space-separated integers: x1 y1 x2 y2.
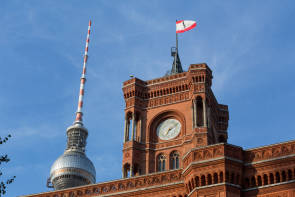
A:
49 124 96 190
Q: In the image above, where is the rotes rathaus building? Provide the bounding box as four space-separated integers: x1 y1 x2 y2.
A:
24 25 295 197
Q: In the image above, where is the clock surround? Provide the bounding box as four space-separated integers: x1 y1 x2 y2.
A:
156 118 181 140
148 110 186 143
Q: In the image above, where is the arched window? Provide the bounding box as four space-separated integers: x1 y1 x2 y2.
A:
195 176 200 187
125 112 133 142
207 174 212 185
219 171 224 183
170 151 179 170
263 174 268 185
257 175 262 186
275 172 280 183
213 173 218 184
270 173 274 184
288 169 293 180
123 163 130 178
282 171 286 182
251 176 256 187
201 175 206 186
196 97 204 127
157 154 166 172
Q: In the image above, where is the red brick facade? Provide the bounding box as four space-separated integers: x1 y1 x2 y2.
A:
25 63 295 197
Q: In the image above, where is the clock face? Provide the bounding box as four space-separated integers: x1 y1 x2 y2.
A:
156 119 181 140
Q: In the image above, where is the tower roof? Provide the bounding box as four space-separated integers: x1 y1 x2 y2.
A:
171 52 183 74
169 47 183 75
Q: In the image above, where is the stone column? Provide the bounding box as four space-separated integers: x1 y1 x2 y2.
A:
139 117 142 142
193 99 197 128
203 98 207 127
123 118 127 143
122 167 125 178
207 107 210 128
131 114 135 141
130 165 133 177
266 174 270 185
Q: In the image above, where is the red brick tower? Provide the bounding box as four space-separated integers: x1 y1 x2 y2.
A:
25 62 295 197
121 63 229 178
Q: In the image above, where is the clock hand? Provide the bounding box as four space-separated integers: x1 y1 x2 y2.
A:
164 127 172 135
165 122 179 135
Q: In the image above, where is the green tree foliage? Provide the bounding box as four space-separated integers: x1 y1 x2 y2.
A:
0 135 15 196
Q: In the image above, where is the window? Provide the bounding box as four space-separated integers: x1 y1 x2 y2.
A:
213 173 218 184
219 171 224 183
288 169 293 180
170 151 179 170
123 163 130 178
251 176 256 187
207 174 212 185
257 175 262 186
196 97 204 127
201 175 206 186
270 173 274 184
282 171 286 182
263 174 268 185
275 172 280 183
157 154 166 172
195 176 200 187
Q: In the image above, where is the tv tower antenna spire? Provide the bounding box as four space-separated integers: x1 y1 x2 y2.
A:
75 20 91 125
48 20 96 190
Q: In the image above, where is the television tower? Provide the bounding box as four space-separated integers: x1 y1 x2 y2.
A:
47 20 96 190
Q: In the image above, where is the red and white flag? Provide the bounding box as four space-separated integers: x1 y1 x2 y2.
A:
176 20 197 33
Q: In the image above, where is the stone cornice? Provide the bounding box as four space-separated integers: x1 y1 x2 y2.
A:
94 181 184 197
244 153 295 166
242 179 295 191
22 169 183 197
245 139 295 151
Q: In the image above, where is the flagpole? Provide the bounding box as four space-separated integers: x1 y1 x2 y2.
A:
176 31 178 49
175 20 178 71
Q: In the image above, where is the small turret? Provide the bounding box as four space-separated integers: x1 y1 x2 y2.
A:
168 31 184 76
170 47 183 75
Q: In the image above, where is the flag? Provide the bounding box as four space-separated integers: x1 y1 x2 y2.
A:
176 20 197 33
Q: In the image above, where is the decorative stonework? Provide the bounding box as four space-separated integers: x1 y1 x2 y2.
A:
245 140 295 164
27 170 183 197
182 144 243 170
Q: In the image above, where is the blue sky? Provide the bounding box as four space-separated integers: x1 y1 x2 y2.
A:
1 1 295 196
